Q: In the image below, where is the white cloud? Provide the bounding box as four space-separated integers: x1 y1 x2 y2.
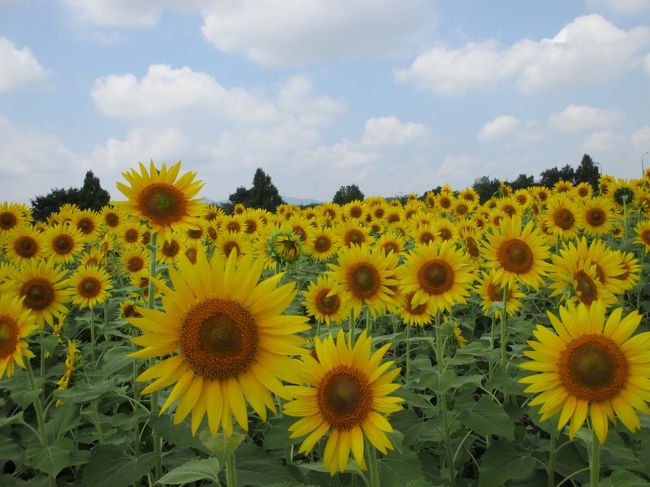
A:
396 14 650 95
586 0 650 15
582 130 626 152
478 116 520 142
200 0 434 66
632 126 650 151
548 104 623 132
361 116 431 147
0 37 49 92
0 116 88 202
644 53 650 76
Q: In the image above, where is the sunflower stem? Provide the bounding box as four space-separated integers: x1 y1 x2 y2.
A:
547 428 556 487
589 429 600 487
348 309 355 347
367 444 380 487
405 324 411 384
89 307 96 365
147 231 163 481
434 314 456 487
25 359 47 446
225 451 237 487
499 283 509 372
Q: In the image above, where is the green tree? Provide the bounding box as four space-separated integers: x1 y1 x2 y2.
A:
30 171 111 222
332 184 365 205
509 173 535 191
574 153 600 189
539 164 575 188
472 176 501 203
228 168 285 212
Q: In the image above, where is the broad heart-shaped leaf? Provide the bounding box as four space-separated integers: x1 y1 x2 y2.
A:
600 470 650 487
157 458 221 485
80 445 156 487
459 395 514 440
478 439 536 487
377 448 427 487
25 437 75 477
418 369 483 395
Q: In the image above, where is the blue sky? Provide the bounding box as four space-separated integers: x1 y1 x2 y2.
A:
1 0 649 203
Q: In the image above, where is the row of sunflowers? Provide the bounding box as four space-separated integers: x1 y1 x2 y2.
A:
0 161 649 486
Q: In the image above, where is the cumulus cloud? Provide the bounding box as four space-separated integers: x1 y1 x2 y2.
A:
0 37 49 92
582 130 626 152
586 0 650 15
200 0 434 66
396 14 650 95
361 116 431 147
0 116 88 202
478 116 520 142
548 104 623 132
632 126 650 151
644 53 650 76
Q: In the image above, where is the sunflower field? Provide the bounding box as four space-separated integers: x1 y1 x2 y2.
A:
1 161 649 487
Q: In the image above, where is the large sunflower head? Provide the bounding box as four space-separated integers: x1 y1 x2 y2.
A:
117 160 205 240
0 294 37 378
129 252 310 437
483 216 551 289
328 243 399 319
284 330 403 474
11 259 70 328
397 240 473 315
520 301 650 444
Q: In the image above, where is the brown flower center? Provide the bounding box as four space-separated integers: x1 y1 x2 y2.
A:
348 263 380 300
574 270 598 305
318 366 372 430
104 212 120 227
137 183 188 226
315 289 341 315
21 278 55 311
0 316 19 359
418 231 435 245
14 236 38 258
222 241 240 257
77 217 95 235
314 235 332 253
124 228 139 243
181 298 258 380
498 238 533 274
344 229 366 247
0 212 17 230
585 208 605 227
161 239 180 257
418 259 454 295
559 335 628 402
553 208 575 230
53 234 73 254
127 256 145 273
79 277 101 298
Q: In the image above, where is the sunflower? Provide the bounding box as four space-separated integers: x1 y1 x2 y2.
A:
240 210 265 237
287 216 312 244
130 252 310 437
0 294 37 378
267 229 302 265
0 262 15 293
548 255 617 308
343 200 366 221
581 197 614 236
610 250 640 293
573 238 626 296
183 219 205 242
337 221 372 249
431 218 458 242
373 231 406 257
320 203 341 223
520 301 650 444
553 180 573 195
79 248 105 267
74 210 101 241
459 187 480 208
303 276 352 326
328 244 398 319
44 224 84 264
117 221 147 247
67 265 112 309
217 231 250 260
483 216 551 289
395 290 434 326
413 223 438 246
475 270 524 318
0 202 29 233
635 219 650 251
121 248 150 281
158 236 183 264
100 205 124 230
284 330 403 474
398 241 473 315
609 178 637 209
11 259 70 327
574 182 593 199
305 227 338 261
542 195 583 240
4 225 44 262
117 160 205 240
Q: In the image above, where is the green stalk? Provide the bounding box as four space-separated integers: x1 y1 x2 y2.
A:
147 232 162 481
590 429 600 487
225 451 237 487
25 360 47 446
500 283 509 371
405 324 411 384
348 309 355 346
547 429 556 487
367 443 380 487
434 314 455 487
89 307 96 365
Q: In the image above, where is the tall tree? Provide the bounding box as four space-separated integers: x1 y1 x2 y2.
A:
77 171 111 210
574 154 600 189
472 176 501 203
539 164 575 188
227 168 285 212
332 184 365 205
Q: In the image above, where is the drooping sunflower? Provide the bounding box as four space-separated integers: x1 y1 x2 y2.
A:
303 275 352 326
44 224 84 264
284 330 403 474
117 160 205 240
11 259 70 327
520 301 650 444
328 243 398 319
475 270 524 318
609 178 637 209
67 265 113 310
483 216 551 289
398 241 473 315
0 294 37 378
130 252 310 437
581 197 614 236
4 225 44 262
267 229 302 265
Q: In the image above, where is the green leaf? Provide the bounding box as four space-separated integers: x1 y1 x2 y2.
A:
378 448 427 487
25 437 75 477
0 412 23 428
601 470 650 487
80 446 156 487
53 380 116 403
263 415 302 450
420 369 483 395
478 439 536 487
199 431 245 466
157 458 221 485
459 396 514 440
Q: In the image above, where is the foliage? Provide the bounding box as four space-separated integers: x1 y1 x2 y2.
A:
332 184 365 205
30 171 110 221
228 168 285 212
